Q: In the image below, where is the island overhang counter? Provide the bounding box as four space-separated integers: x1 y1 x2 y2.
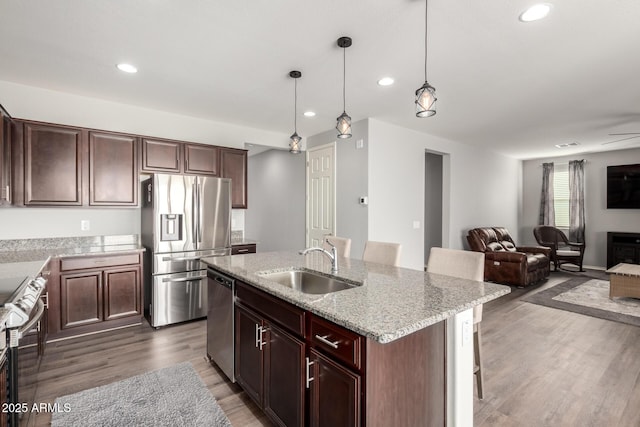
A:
202 250 510 427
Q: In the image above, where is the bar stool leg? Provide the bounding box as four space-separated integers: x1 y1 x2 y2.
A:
474 323 484 399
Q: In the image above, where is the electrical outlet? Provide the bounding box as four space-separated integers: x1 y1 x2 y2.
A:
413 220 420 229
80 220 90 231
462 319 472 347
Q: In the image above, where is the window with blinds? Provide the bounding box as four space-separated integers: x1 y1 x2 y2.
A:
553 163 569 228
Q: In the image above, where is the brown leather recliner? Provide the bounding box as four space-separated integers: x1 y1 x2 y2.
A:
467 227 551 287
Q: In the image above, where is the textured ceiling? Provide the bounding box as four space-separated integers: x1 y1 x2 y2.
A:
1 0 639 159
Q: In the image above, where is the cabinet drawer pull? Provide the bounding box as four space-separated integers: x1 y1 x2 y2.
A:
315 334 339 349
305 357 314 389
236 249 250 253
255 324 268 350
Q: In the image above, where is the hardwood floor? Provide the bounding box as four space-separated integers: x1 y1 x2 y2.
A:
29 270 640 426
30 320 271 427
475 270 640 427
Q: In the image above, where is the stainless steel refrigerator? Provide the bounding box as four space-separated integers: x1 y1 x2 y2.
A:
141 173 231 327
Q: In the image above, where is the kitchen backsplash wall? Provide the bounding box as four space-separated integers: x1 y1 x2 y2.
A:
0 206 246 241
0 208 141 240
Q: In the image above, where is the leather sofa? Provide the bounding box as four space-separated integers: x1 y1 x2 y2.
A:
467 227 551 287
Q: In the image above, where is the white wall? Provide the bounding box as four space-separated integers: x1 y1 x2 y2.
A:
0 80 288 149
521 147 640 268
0 80 290 239
0 207 139 239
307 119 369 257
368 119 521 270
245 149 306 251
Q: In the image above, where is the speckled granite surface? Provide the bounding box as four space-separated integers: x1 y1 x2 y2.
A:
203 251 510 344
0 259 51 279
0 235 144 264
0 235 144 278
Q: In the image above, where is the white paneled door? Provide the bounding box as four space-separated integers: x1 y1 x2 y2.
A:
306 143 336 248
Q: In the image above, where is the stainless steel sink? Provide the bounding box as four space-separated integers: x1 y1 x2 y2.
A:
258 269 358 294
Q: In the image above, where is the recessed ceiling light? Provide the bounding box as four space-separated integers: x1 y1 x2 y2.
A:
303 111 316 117
555 142 580 148
116 63 138 73
519 4 552 22
377 77 394 86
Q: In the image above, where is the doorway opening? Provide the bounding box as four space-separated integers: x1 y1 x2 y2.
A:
425 151 444 267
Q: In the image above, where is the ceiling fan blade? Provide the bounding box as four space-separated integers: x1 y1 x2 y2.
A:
608 132 640 135
602 135 640 145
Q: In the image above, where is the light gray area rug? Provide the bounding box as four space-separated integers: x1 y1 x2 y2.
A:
51 362 232 427
524 276 640 327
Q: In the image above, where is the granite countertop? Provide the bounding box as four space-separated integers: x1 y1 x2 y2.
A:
0 235 145 273
202 251 510 344
231 238 259 246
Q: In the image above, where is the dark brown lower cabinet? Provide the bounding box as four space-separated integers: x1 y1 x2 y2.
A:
264 323 305 427
60 270 103 328
235 303 305 427
235 305 264 404
229 276 446 427
52 253 142 340
308 349 361 427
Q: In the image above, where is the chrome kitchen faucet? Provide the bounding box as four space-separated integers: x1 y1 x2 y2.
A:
299 238 338 273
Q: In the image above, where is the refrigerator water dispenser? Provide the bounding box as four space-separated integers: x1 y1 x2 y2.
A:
161 214 182 241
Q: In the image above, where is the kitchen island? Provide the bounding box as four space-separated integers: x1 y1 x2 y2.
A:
203 251 510 427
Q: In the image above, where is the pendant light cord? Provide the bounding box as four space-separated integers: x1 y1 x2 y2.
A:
294 78 298 132
342 46 346 111
424 0 428 82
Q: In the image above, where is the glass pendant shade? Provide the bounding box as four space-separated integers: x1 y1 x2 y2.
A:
415 81 437 117
336 111 352 139
289 70 302 154
336 37 353 139
289 132 302 154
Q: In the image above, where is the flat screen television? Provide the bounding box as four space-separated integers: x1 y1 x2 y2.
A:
607 164 640 209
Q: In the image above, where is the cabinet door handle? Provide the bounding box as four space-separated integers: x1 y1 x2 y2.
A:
315 334 339 349
305 357 315 389
258 326 268 350
255 324 268 350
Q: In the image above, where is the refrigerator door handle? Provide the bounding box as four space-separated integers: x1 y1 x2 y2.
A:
198 182 203 244
191 182 198 244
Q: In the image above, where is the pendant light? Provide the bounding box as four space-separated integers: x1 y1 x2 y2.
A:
336 36 352 139
289 70 302 154
415 0 437 117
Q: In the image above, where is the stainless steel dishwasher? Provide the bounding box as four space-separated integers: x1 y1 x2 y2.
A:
206 268 235 382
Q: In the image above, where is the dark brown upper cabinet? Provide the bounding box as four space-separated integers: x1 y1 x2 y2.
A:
23 122 84 206
0 107 12 205
13 120 139 207
220 147 248 208
141 137 182 173
184 143 219 176
89 131 138 206
8 118 248 208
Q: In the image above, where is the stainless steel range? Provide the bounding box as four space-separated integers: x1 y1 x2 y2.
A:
0 272 48 427
141 174 232 328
